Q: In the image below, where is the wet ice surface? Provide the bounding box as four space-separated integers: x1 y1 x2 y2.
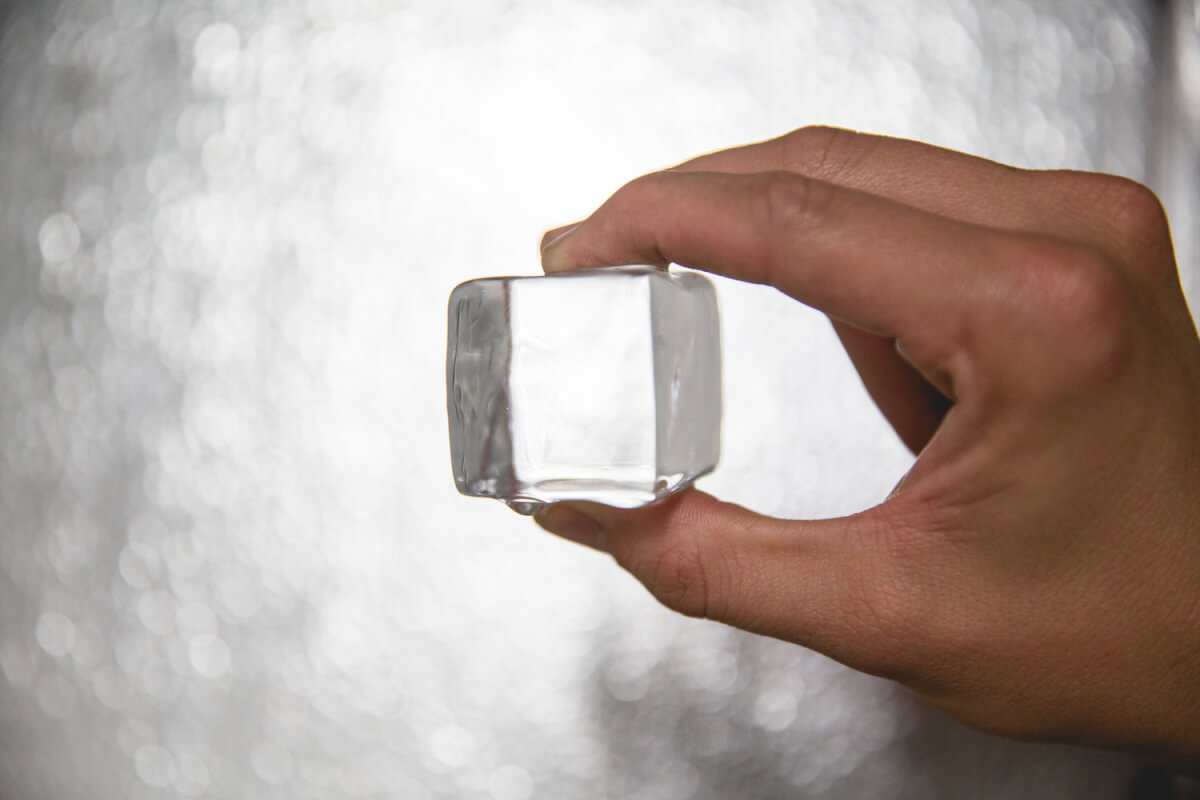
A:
0 0 1169 797
448 268 720 514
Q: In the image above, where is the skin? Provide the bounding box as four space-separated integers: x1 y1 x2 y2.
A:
533 127 1200 770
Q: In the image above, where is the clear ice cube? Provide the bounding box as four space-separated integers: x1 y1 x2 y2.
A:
446 266 721 514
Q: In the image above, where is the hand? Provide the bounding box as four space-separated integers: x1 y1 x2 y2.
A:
535 127 1200 768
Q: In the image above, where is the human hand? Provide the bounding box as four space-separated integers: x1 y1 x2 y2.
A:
535 127 1200 768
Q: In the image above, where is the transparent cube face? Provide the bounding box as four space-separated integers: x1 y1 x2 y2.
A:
447 267 721 514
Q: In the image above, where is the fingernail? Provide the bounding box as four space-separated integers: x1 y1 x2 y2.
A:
535 504 608 552
541 223 578 252
540 224 578 273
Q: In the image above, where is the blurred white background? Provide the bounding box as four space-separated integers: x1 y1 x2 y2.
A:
0 0 1194 797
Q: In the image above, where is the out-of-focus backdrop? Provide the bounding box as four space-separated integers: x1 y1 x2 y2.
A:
0 1 1196 798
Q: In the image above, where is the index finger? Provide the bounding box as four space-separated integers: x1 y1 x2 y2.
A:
540 168 1006 360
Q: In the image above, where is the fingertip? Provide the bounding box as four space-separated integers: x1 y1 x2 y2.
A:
540 223 580 272
540 223 577 252
534 503 609 552
644 489 782 539
532 491 717 555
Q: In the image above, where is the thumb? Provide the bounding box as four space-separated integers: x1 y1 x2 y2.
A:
535 490 921 680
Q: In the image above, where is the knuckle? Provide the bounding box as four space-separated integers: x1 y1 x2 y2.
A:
1052 172 1172 262
608 496 748 625
593 174 667 265
641 537 713 619
1011 238 1137 383
780 125 867 180
609 172 661 214
759 171 837 236
1043 251 1133 377
1086 174 1168 241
